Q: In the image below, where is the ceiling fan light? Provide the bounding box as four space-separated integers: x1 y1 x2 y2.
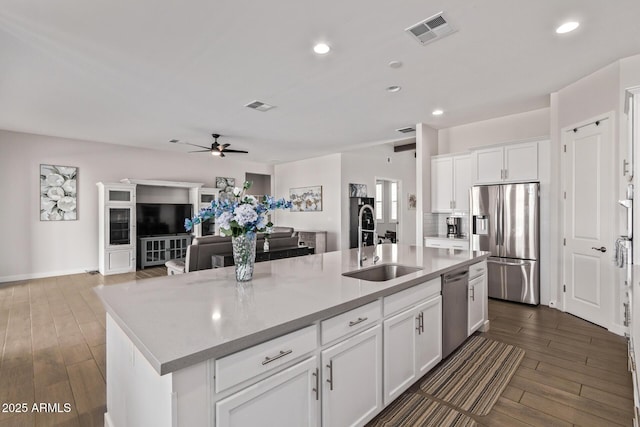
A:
211 151 221 156
556 21 579 34
313 43 331 55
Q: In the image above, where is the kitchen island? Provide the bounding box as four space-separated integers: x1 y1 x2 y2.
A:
95 244 489 427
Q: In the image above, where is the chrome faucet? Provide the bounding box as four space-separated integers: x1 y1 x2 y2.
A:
358 204 380 267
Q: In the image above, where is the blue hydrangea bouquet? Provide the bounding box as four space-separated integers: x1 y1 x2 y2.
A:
185 181 292 238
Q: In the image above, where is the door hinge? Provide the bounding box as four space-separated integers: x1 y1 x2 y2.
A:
563 238 566 246
563 285 566 292
564 144 566 153
563 191 566 199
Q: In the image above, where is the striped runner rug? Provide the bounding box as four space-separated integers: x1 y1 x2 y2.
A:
367 393 476 427
419 335 525 416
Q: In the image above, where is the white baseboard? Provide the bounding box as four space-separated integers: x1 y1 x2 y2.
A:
0 266 99 284
104 412 114 427
608 323 628 337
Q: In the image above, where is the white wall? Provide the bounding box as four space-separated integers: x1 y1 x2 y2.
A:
0 130 273 282
437 108 550 155
273 154 342 251
416 123 439 244
341 145 417 250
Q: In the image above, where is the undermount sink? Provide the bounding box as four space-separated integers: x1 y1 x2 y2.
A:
342 263 423 282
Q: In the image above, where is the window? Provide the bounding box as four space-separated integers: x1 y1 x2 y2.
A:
390 182 398 222
375 182 383 221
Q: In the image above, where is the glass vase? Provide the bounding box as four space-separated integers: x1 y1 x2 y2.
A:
232 233 257 282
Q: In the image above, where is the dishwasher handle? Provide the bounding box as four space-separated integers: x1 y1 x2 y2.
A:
444 270 469 284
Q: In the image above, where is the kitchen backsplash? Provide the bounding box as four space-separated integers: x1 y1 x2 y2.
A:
423 213 469 237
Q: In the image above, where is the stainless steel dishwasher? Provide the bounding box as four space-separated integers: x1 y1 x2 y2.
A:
442 267 469 358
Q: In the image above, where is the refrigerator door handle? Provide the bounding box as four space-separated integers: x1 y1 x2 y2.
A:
487 258 529 266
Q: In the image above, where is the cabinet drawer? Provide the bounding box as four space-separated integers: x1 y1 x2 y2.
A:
215 325 317 392
469 261 487 279
383 278 441 317
321 300 381 345
424 238 468 250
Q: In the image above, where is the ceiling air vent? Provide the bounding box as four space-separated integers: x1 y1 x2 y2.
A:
244 100 276 112
396 126 416 134
405 12 456 46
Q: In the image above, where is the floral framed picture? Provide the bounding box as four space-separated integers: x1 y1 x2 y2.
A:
40 164 78 221
290 186 323 212
216 177 235 192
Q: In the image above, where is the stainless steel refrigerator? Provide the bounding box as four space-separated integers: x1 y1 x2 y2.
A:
471 183 540 305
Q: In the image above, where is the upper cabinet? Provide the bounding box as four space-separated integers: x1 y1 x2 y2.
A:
431 154 471 213
473 141 538 184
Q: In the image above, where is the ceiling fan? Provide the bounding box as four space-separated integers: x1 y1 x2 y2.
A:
170 134 248 158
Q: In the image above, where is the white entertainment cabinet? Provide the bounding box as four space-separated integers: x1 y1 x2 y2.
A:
97 179 219 275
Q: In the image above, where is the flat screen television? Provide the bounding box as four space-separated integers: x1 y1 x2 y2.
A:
136 203 193 237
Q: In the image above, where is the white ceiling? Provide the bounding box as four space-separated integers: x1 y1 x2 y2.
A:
1 0 640 163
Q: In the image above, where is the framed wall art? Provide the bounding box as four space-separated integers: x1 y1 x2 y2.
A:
215 177 235 192
290 186 323 212
349 183 367 197
40 164 78 221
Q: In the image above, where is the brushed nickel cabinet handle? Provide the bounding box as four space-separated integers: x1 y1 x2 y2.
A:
416 314 421 334
261 349 292 365
420 312 424 333
349 317 368 327
326 360 334 390
312 368 319 400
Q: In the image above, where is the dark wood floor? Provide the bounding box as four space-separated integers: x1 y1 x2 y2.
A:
0 271 634 426
474 299 633 427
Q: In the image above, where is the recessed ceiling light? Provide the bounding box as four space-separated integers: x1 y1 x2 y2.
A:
313 43 331 54
389 61 403 69
386 85 401 93
432 109 444 116
556 21 580 34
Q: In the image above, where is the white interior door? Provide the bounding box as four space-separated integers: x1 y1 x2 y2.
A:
563 118 613 328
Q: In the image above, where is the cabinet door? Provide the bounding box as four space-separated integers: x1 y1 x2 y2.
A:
216 357 319 427
107 207 134 247
504 142 538 182
452 154 471 211
107 249 134 273
383 307 418 404
416 296 442 376
322 325 382 427
474 147 504 184
468 275 485 335
431 157 453 212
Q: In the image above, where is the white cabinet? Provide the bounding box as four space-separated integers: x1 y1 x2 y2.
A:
424 237 469 250
383 295 442 404
189 187 220 237
431 154 471 213
468 261 488 335
216 357 320 427
473 141 538 184
97 182 137 275
321 325 382 427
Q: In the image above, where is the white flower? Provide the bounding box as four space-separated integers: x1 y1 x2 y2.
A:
62 179 76 195
47 187 65 201
234 204 258 226
45 173 65 187
217 211 233 230
41 197 56 211
232 187 242 197
57 196 76 212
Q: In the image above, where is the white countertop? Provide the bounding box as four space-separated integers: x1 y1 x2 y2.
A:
95 244 488 375
424 235 469 241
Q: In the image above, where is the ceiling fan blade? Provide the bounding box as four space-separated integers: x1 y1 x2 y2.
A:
184 142 212 150
188 149 212 153
222 149 248 154
219 152 225 158
222 143 230 148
